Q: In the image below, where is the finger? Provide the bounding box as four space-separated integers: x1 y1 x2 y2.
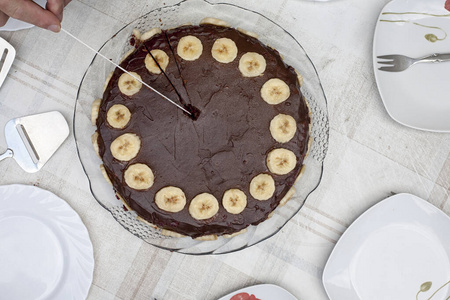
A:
0 0 61 32
47 0 71 22
0 11 9 27
46 0 65 21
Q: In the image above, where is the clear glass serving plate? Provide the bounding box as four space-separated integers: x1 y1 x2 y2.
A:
74 0 329 255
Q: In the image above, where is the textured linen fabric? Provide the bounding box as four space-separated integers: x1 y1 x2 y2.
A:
0 0 449 299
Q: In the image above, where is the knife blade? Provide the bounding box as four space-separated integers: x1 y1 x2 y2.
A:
143 41 200 120
143 42 185 105
61 28 192 116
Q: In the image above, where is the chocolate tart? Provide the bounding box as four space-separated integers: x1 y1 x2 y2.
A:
92 21 310 239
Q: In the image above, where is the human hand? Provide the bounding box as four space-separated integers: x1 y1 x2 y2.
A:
0 0 71 32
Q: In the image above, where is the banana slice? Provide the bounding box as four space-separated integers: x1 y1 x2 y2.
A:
295 70 304 87
118 72 143 96
279 187 296 207
132 28 141 41
141 28 162 41
91 132 100 158
110 133 141 161
177 35 203 61
223 228 247 238
155 186 187 213
239 52 266 77
200 17 230 27
107 104 131 129
145 49 169 74
124 163 154 190
261 78 290 105
237 27 259 39
161 229 185 238
99 164 112 185
211 38 238 63
120 48 136 64
249 173 275 201
195 234 217 241
137 216 159 229
295 165 306 185
189 193 219 220
222 189 247 214
266 148 297 175
270 114 297 143
103 71 113 93
91 98 101 126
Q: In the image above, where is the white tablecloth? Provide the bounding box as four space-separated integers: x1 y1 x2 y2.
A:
0 0 449 299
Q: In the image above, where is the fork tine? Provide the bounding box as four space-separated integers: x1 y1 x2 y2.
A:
377 60 394 65
378 66 398 72
377 55 398 59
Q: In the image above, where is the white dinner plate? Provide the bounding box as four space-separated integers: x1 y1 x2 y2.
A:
0 0 46 32
373 0 450 132
322 193 450 300
0 184 94 300
218 284 297 300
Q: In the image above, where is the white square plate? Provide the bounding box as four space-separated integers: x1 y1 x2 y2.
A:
373 0 450 132
323 193 450 300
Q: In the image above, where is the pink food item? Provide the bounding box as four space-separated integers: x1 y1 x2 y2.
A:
446 0 450 12
230 293 261 300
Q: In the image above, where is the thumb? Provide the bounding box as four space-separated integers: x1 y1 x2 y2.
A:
0 0 61 32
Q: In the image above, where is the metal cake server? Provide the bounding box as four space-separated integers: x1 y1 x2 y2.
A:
0 36 16 88
0 111 69 173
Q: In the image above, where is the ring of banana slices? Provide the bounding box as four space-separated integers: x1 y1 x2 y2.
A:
91 19 311 239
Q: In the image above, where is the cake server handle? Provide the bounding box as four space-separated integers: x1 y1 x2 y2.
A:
0 148 13 161
60 28 192 116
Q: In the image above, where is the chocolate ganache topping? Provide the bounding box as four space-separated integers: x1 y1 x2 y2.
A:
95 24 310 238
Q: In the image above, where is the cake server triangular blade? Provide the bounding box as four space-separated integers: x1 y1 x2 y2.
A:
0 111 69 173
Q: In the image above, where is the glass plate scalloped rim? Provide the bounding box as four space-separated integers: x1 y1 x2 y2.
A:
74 0 329 255
373 0 450 132
322 193 450 300
0 184 94 300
